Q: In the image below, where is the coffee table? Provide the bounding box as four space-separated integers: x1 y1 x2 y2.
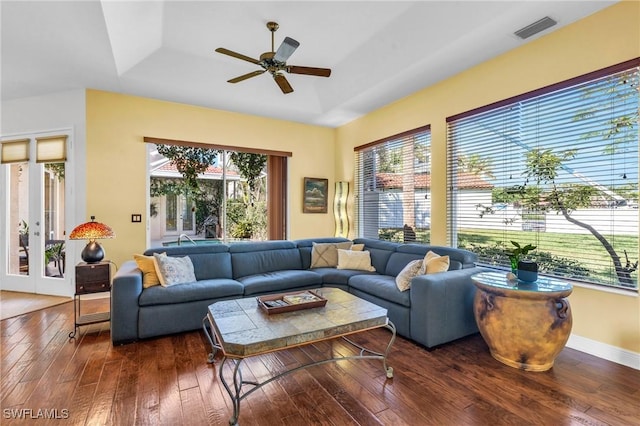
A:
202 287 396 425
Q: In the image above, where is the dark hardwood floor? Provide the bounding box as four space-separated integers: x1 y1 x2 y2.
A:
1 297 639 425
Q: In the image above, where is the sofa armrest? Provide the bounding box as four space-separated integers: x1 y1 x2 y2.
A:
409 266 487 348
111 260 143 344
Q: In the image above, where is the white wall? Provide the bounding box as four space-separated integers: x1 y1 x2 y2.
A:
1 89 86 296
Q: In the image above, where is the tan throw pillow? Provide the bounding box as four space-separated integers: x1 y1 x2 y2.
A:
421 251 450 274
336 249 376 272
134 253 163 288
153 253 197 287
350 243 365 251
310 242 353 268
395 259 423 292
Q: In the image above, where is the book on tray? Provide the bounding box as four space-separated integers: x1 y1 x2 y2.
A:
282 291 321 305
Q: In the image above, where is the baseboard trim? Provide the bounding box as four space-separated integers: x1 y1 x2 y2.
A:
566 334 640 370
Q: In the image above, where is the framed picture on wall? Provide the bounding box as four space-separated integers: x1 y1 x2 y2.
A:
303 177 328 213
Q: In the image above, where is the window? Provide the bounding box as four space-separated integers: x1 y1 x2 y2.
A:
447 59 639 290
145 137 290 244
355 125 431 243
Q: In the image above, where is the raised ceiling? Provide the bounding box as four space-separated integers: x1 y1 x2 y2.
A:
1 1 616 128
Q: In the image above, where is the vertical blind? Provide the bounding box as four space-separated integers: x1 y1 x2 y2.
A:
447 59 639 290
354 125 431 243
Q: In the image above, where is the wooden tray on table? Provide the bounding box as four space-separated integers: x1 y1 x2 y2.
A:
257 290 327 314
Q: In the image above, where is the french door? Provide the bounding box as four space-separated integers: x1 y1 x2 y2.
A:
1 132 71 296
164 193 195 235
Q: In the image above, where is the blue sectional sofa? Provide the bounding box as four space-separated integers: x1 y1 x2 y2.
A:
111 237 483 349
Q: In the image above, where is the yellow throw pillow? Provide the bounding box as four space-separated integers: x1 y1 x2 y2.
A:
134 253 163 288
336 249 376 272
422 251 450 274
350 243 365 251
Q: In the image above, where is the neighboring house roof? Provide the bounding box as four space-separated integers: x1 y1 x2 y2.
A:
151 162 241 180
375 172 493 190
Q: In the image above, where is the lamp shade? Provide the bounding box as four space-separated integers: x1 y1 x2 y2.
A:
69 216 115 240
69 216 115 263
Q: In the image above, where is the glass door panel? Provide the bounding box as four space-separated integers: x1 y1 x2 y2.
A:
43 163 66 278
165 193 177 232
181 194 194 232
8 162 30 277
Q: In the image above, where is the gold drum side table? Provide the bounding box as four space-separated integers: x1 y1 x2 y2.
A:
472 271 573 372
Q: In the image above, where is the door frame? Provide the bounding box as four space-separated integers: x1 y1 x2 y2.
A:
0 129 75 297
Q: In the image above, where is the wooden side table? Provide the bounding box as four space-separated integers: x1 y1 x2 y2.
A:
68 261 111 339
471 271 573 372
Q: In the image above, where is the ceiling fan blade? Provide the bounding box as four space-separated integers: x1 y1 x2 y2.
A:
273 37 300 62
227 70 265 84
274 73 294 94
287 65 331 77
215 47 260 65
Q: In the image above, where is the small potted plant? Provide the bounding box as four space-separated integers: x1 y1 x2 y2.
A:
507 241 538 282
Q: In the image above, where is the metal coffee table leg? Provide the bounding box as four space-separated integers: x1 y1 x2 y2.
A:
342 320 396 378
213 320 396 425
202 315 221 364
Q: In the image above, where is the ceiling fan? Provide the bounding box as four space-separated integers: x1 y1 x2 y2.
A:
215 21 331 94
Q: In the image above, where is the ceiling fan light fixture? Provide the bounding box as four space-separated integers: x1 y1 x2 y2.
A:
274 37 300 62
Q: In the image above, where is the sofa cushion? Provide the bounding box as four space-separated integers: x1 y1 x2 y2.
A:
395 244 478 270
348 274 411 307
145 244 233 280
153 254 197 286
311 267 376 286
230 241 303 279
352 238 397 273
310 241 353 268
240 270 323 296
385 252 426 277
337 249 375 271
139 278 244 306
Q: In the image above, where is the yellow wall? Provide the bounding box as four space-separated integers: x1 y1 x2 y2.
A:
336 1 640 352
87 2 639 353
86 90 335 265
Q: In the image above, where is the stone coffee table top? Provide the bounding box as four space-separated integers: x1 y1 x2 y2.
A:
207 287 389 358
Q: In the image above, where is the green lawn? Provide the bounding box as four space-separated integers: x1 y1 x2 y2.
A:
460 228 638 259
378 227 638 288
459 228 638 287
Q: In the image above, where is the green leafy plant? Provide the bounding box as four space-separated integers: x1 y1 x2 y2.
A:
507 240 537 272
155 145 219 190
45 242 64 265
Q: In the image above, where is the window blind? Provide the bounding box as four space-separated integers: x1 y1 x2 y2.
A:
447 60 639 290
354 125 431 243
1 138 30 163
36 135 67 163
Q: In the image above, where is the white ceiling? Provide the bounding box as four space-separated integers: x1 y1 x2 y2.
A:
1 1 616 128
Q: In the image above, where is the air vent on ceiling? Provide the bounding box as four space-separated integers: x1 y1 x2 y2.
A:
514 16 557 39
